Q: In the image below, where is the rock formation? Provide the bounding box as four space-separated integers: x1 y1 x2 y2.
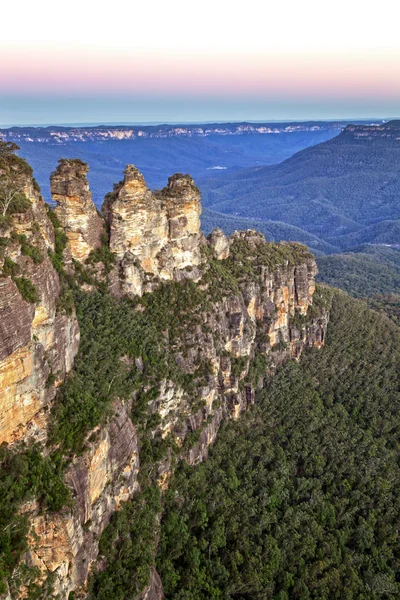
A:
50 159 104 263
208 227 230 260
0 154 330 599
103 167 203 296
0 163 79 445
26 399 139 596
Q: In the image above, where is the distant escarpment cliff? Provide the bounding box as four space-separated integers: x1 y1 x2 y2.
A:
0 149 330 599
0 121 354 144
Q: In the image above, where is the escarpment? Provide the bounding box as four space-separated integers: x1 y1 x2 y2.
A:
0 153 331 599
50 159 104 263
0 150 79 446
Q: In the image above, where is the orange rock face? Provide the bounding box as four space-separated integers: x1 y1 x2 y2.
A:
25 400 139 597
51 159 104 263
0 173 79 445
103 166 203 296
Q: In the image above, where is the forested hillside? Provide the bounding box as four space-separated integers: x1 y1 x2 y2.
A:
157 291 400 599
316 245 400 297
316 245 400 327
200 122 400 250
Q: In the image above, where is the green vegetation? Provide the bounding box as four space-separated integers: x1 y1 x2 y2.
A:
0 141 32 220
86 232 116 274
317 245 400 298
317 245 400 326
202 236 312 301
157 291 400 599
0 237 10 256
0 444 70 594
47 207 68 270
47 207 76 314
49 277 211 455
13 276 39 303
2 257 20 277
11 232 43 264
367 294 400 327
88 487 162 600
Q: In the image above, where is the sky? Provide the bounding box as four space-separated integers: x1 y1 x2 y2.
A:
1 0 399 125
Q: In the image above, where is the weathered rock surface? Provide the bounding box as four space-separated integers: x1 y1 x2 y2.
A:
1 160 330 600
138 569 164 600
150 234 327 472
51 159 104 263
103 167 203 296
25 400 139 596
0 173 79 445
208 227 230 260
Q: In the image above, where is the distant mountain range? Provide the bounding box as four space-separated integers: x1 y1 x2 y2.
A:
200 121 400 251
0 120 374 204
0 121 368 143
2 119 397 255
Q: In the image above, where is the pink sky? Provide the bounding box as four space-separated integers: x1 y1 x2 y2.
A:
1 0 399 124
1 47 399 101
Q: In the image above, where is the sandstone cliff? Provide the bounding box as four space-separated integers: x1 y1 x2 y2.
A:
0 153 330 599
50 159 104 263
18 231 328 598
26 399 139 597
103 167 202 296
0 154 79 446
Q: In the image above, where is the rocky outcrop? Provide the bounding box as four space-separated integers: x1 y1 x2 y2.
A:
150 232 327 471
208 227 230 260
25 399 139 596
103 167 203 296
0 170 79 445
0 156 330 599
51 159 104 263
138 569 164 600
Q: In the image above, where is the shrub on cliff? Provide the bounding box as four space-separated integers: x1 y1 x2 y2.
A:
0 142 32 218
13 276 39 303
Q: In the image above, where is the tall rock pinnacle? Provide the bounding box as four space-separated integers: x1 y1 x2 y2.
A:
50 159 104 262
102 165 168 275
103 166 203 296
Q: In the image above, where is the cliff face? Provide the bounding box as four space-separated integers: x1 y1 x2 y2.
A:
26 399 139 596
103 167 202 296
20 232 328 598
342 121 400 142
0 154 330 599
0 164 79 445
0 122 350 144
150 231 325 468
50 159 104 263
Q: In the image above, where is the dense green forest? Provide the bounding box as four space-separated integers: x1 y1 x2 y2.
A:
316 245 400 298
156 291 400 599
316 245 400 327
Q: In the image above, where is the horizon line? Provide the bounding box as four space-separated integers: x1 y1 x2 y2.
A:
0 117 395 129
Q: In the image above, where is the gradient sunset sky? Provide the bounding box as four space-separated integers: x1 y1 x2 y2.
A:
1 0 399 125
